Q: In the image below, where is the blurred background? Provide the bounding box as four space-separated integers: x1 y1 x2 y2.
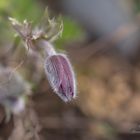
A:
1 0 140 140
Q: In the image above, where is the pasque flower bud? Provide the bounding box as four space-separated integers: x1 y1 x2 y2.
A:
9 9 77 102
44 53 76 102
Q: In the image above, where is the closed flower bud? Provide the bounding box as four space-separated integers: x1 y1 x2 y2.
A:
44 54 76 102
0 66 31 116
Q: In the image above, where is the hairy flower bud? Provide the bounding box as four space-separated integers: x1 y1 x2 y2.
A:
9 9 77 102
0 66 31 116
44 54 76 102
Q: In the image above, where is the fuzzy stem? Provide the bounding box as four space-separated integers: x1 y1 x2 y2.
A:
38 39 56 57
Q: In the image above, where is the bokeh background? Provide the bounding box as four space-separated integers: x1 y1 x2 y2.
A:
1 0 140 140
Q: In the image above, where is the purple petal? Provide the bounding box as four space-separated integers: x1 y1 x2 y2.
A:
57 55 75 99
